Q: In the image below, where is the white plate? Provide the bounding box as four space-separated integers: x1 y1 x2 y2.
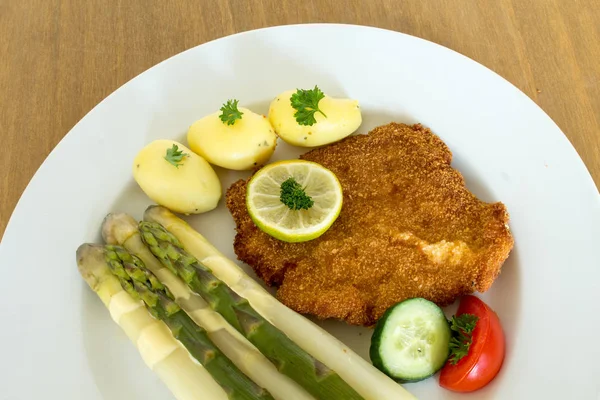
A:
1 24 599 400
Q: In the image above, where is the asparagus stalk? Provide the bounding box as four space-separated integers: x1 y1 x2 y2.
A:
76 243 229 400
139 220 363 400
102 213 314 400
144 205 417 400
105 244 274 400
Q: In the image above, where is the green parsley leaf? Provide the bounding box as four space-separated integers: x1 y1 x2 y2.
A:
448 314 479 365
219 99 244 125
164 144 188 168
280 177 314 210
290 86 327 126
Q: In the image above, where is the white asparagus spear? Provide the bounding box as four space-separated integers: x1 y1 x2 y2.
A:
76 243 228 400
144 205 417 400
102 213 314 400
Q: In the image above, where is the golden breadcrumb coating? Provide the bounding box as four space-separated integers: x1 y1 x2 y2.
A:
227 123 514 326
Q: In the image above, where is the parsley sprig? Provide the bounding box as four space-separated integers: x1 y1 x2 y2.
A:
219 99 243 125
164 144 188 168
280 178 314 210
290 86 327 126
448 314 479 365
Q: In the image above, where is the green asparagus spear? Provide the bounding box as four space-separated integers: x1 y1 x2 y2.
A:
104 245 274 400
78 243 230 400
139 221 364 400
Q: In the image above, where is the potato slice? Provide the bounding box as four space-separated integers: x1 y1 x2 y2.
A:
187 107 277 170
268 89 362 147
133 140 221 214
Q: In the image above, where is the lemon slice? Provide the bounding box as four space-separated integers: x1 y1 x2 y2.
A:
246 160 343 242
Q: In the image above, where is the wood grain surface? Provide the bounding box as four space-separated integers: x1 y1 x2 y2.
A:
1 0 599 238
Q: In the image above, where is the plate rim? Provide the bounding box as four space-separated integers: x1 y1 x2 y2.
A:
1 23 599 399
3 23 598 238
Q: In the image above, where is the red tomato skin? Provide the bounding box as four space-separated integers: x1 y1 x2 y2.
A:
439 295 506 392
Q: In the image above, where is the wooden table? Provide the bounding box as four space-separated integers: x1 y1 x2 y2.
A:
1 0 599 238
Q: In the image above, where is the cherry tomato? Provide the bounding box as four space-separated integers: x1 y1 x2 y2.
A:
439 295 505 392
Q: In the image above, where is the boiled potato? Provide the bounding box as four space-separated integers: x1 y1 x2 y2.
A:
133 140 221 214
187 107 277 170
268 89 362 147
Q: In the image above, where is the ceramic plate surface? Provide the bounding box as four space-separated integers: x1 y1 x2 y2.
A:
1 24 599 399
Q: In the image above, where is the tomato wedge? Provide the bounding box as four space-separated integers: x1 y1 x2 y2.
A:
439 295 505 392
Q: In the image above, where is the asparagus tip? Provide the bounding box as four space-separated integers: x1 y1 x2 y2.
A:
102 213 138 245
76 243 106 289
143 204 164 222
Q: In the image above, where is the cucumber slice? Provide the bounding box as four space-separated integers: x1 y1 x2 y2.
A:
370 298 451 383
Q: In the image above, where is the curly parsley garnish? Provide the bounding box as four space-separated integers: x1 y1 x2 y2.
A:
219 99 243 125
164 144 188 168
280 178 314 210
448 314 479 365
290 86 327 126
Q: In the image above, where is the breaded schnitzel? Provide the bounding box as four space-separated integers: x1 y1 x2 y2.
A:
227 123 514 326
